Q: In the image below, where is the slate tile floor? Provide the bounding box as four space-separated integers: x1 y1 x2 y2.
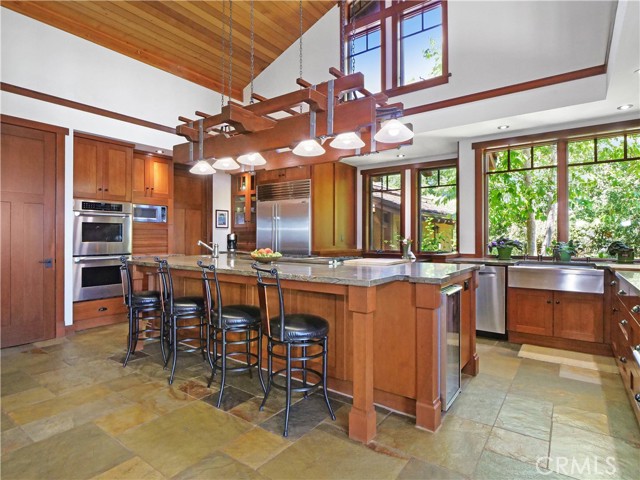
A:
1 323 639 479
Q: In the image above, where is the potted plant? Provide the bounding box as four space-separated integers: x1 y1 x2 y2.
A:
488 237 523 260
552 240 581 262
607 241 635 264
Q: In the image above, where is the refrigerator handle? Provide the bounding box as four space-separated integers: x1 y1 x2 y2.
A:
272 204 277 252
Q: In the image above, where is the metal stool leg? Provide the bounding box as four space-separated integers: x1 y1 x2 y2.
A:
216 330 228 408
284 342 292 437
123 306 136 367
302 345 308 398
159 310 167 364
260 339 273 411
257 326 266 394
322 337 335 420
168 316 178 385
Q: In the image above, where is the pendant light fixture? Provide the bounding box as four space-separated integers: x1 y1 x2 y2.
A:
292 139 326 156
237 152 267 166
190 160 216 175
292 0 325 157
212 157 240 170
329 132 365 149
374 119 414 143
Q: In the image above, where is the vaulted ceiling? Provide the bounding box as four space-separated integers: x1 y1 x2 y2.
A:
2 1 335 99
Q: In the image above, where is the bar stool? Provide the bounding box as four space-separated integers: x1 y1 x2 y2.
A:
155 258 206 385
120 256 164 367
252 263 335 437
198 260 266 407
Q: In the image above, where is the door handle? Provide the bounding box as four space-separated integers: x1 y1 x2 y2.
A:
39 258 53 268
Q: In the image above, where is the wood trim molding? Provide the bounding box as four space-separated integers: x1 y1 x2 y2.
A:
1 114 68 339
74 131 135 148
472 118 640 150
474 148 484 256
1 82 176 135
405 64 607 117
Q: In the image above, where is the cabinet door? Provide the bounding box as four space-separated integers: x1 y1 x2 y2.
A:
73 137 102 199
312 162 335 250
553 291 603 343
334 162 356 248
102 143 131 201
132 154 148 201
148 156 171 199
507 287 553 336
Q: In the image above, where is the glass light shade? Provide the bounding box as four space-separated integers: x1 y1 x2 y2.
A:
237 152 267 166
374 119 414 143
292 139 326 157
212 157 240 170
189 160 216 175
329 132 365 149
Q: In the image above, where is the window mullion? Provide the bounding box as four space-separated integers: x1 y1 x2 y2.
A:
556 140 569 242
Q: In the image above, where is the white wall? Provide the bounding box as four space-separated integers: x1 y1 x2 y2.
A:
1 9 225 326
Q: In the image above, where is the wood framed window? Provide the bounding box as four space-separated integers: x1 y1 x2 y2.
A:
342 0 449 97
414 163 457 253
363 169 404 252
477 121 640 258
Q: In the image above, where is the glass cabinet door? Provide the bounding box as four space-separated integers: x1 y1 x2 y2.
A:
234 195 246 225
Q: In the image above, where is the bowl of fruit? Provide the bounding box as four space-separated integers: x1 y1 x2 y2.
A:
250 248 283 263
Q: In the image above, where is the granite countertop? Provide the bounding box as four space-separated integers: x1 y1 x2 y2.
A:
448 257 640 270
130 254 480 287
615 270 640 294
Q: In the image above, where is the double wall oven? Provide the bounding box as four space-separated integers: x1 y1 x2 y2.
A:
73 200 132 301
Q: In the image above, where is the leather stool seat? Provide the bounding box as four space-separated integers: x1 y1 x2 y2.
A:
269 314 329 342
127 290 161 307
214 305 261 328
172 296 205 313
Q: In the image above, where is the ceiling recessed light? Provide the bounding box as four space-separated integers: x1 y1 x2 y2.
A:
617 104 633 110
397 154 405 158
497 125 510 130
156 149 164 154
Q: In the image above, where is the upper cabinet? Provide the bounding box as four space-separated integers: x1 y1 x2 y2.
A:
132 153 172 204
231 172 257 251
256 165 310 184
73 134 132 201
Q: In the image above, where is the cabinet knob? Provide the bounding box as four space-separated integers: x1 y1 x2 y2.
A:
613 307 619 312
98 307 107 312
546 300 552 304
618 289 627 296
619 356 627 363
632 305 640 314
620 319 628 326
98 187 102 191
610 280 617 286
104 188 109 192
635 393 640 403
555 300 560 304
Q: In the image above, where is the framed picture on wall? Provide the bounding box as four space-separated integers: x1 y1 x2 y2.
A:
215 209 229 229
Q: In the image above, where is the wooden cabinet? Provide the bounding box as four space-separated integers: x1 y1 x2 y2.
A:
609 273 640 425
311 162 356 253
231 172 257 251
172 165 211 255
132 153 172 203
256 165 310 184
73 134 132 201
508 287 604 344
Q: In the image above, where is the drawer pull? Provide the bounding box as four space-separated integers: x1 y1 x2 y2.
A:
618 289 627 296
98 307 108 312
620 319 628 326
610 280 617 286
620 356 627 363
632 305 640 314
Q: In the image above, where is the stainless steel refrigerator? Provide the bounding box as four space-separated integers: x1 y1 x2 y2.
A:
256 179 311 255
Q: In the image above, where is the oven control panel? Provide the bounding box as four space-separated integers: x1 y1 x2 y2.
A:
73 199 132 214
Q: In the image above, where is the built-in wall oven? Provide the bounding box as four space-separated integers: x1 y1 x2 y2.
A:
73 199 132 301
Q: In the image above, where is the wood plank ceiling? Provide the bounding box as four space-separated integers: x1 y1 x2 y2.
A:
2 1 335 100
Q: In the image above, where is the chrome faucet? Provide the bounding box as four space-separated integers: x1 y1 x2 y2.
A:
197 240 219 258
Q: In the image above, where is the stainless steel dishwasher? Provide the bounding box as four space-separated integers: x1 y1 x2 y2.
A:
476 265 506 336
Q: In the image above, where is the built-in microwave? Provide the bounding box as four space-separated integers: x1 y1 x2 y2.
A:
133 204 167 223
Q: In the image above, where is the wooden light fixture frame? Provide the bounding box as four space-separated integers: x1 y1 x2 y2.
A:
173 68 412 170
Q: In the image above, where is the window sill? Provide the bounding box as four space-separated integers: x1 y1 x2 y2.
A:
386 74 450 98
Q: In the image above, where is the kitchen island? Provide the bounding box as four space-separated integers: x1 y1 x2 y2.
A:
130 254 480 442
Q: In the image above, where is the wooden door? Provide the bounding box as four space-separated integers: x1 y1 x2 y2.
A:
131 154 148 201
312 162 335 250
1 123 57 347
507 287 553 336
101 143 131 201
148 157 171 200
554 291 604 343
73 136 101 199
